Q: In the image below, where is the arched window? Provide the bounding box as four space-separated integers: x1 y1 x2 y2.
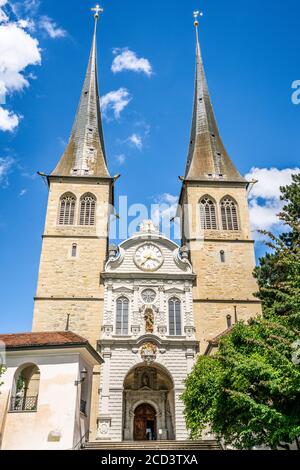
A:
116 297 129 335
220 250 226 263
11 364 40 412
58 193 76 225
169 298 182 336
199 196 217 230
79 193 96 226
221 197 239 231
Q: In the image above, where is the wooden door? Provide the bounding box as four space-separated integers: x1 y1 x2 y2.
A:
134 404 156 441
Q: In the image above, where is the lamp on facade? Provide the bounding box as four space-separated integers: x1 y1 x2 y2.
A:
75 368 87 386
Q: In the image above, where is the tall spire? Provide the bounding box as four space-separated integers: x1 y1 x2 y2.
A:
185 12 245 182
52 4 110 178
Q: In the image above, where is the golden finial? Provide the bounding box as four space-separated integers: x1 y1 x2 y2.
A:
193 10 203 28
91 4 104 20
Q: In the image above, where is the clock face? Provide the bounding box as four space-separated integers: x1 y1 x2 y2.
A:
142 289 157 304
135 244 164 272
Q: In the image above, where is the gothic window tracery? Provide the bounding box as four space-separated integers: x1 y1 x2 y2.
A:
79 193 96 226
220 197 239 231
58 193 76 225
199 196 218 230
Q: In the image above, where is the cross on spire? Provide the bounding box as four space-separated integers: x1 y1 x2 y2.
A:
91 3 104 20
193 10 203 27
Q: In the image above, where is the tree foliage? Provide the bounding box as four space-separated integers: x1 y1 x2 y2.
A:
182 174 300 450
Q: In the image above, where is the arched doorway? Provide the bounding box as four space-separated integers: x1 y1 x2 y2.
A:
123 363 175 441
134 404 157 441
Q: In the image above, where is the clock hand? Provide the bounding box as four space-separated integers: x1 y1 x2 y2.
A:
141 255 151 266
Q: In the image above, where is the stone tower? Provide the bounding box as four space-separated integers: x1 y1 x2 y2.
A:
32 12 113 348
179 17 261 353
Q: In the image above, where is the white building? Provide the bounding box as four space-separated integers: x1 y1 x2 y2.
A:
0 332 103 450
97 221 198 441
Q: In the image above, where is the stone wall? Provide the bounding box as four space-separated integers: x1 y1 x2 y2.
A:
183 183 262 349
32 179 112 348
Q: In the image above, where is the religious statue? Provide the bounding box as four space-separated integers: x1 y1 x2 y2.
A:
141 372 150 388
145 309 154 334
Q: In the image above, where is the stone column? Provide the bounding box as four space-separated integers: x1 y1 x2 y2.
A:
97 347 112 440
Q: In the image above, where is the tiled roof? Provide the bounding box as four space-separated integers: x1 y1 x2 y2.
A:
0 331 89 349
208 328 233 345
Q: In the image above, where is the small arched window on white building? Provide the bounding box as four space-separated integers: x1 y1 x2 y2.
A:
58 193 76 225
11 364 40 412
116 297 129 335
220 197 239 231
79 193 96 226
169 298 182 336
199 196 218 230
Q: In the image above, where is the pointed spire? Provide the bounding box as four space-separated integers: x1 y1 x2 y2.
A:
185 12 245 182
52 5 110 178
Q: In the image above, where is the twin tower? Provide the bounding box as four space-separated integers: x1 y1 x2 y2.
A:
32 13 261 355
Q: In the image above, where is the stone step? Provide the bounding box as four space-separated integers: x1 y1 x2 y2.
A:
83 440 221 451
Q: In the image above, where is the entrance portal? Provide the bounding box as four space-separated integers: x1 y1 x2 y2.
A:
123 364 175 441
134 404 157 441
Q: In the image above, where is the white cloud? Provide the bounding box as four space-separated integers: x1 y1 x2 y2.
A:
116 154 126 165
127 133 143 150
151 193 180 240
0 106 21 131
0 2 66 132
0 21 41 131
112 48 153 76
153 193 179 220
246 167 300 236
19 188 27 196
0 0 8 23
39 15 66 39
22 0 40 15
0 10 8 23
0 23 41 94
18 18 35 31
100 88 131 120
0 156 15 186
157 194 179 206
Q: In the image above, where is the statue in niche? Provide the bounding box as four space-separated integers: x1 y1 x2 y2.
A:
145 309 154 334
141 372 150 388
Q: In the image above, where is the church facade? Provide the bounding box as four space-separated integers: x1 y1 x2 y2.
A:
98 220 198 441
0 9 262 448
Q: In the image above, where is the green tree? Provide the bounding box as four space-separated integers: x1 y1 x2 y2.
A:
182 174 300 450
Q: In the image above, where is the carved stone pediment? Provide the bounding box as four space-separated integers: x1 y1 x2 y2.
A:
164 287 185 294
113 286 134 294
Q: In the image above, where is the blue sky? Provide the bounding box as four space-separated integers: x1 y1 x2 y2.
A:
0 0 299 333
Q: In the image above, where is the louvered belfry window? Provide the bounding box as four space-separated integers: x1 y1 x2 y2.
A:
200 197 218 230
59 194 76 225
221 197 239 231
79 194 96 226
